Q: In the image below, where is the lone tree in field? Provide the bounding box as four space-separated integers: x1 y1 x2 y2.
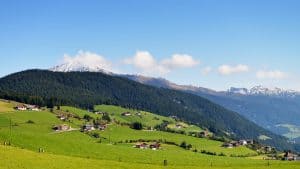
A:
102 113 111 122
83 114 93 121
131 122 143 130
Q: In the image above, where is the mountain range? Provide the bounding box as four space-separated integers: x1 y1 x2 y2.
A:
0 68 298 151
49 64 300 143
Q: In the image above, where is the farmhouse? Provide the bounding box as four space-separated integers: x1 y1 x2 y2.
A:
15 104 40 111
246 139 254 144
149 142 161 150
222 142 233 148
121 112 131 116
15 105 27 111
26 105 40 111
175 123 183 129
223 140 244 148
82 124 95 132
57 114 68 121
284 151 300 161
239 140 248 145
135 143 148 149
230 141 240 147
263 146 273 152
95 124 107 131
53 124 70 131
94 111 104 115
199 130 209 137
169 115 179 121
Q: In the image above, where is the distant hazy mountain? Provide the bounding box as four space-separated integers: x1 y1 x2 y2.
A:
124 75 300 143
228 86 300 97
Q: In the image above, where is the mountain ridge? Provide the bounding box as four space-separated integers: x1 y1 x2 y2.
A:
49 64 300 96
0 69 296 151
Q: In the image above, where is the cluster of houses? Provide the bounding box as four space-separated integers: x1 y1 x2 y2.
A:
222 139 254 148
121 111 142 117
15 104 40 111
81 123 107 132
284 151 300 161
134 142 161 150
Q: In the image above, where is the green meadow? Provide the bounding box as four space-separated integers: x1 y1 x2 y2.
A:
0 100 299 169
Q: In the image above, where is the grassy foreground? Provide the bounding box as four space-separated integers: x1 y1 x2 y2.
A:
1 145 300 169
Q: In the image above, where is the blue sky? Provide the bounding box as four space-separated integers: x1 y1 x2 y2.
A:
1 0 300 90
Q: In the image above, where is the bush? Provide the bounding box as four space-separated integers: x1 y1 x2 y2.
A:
180 141 187 149
201 150 217 156
102 113 111 122
90 132 100 138
83 114 93 121
26 120 35 124
131 122 143 130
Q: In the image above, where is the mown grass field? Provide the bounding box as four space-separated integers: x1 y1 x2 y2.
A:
0 100 14 113
0 100 299 169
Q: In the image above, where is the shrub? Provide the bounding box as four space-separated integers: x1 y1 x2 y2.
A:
83 114 93 121
102 113 111 122
26 120 35 124
131 122 143 130
90 132 100 138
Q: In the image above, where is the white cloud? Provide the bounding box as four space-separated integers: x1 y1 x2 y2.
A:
201 66 212 75
256 70 288 79
124 51 199 75
161 54 199 69
61 50 113 72
218 64 249 75
123 51 169 74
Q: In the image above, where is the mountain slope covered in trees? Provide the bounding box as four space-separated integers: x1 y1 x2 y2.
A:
0 69 295 151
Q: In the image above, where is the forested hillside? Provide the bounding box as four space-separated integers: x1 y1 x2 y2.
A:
0 69 294 151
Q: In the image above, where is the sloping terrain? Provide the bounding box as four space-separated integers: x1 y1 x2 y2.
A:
0 100 298 169
0 70 292 151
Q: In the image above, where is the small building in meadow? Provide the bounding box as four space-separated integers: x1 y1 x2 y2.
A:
175 123 183 129
15 105 27 111
26 105 40 111
94 111 104 115
53 124 70 131
121 112 131 116
246 139 254 144
149 142 161 150
95 124 107 131
135 143 148 149
239 140 248 145
222 142 233 148
263 146 273 152
284 151 300 161
199 130 209 137
57 114 68 121
82 124 95 132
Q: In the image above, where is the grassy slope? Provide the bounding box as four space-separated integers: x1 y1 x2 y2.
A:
0 100 14 113
1 145 300 169
94 104 204 133
0 101 298 169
